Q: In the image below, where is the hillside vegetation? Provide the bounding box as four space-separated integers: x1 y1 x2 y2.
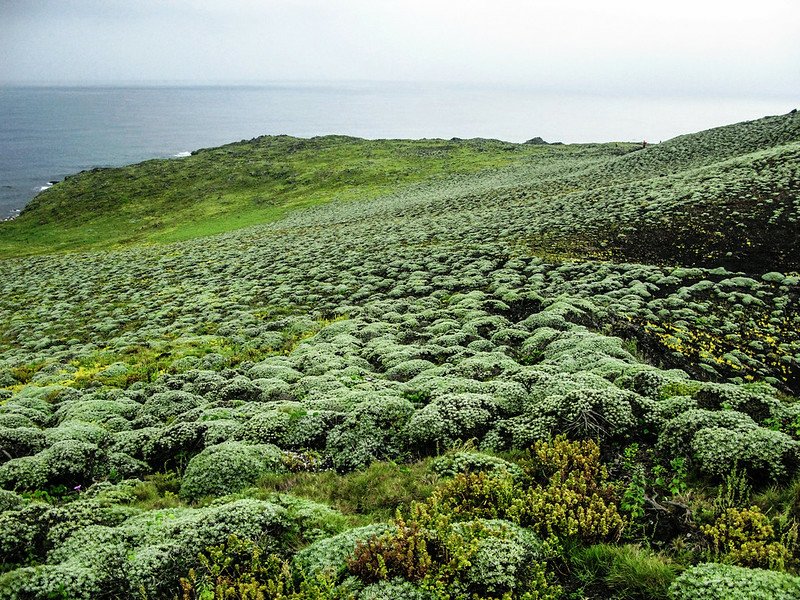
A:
0 111 799 599
0 136 587 256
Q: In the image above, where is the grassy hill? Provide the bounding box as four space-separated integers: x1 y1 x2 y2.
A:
0 112 799 599
0 135 616 256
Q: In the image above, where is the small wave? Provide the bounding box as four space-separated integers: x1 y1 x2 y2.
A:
37 183 54 192
173 151 191 158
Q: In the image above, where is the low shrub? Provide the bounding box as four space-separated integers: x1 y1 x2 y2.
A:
325 397 414 472
294 524 394 579
405 393 498 454
510 437 625 544
669 563 800 600
348 511 558 600
692 427 799 481
701 506 793 570
180 441 284 500
430 451 523 480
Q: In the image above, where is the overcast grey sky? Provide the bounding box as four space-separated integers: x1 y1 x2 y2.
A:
1 0 798 95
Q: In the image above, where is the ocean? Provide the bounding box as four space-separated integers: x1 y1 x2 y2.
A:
0 83 796 219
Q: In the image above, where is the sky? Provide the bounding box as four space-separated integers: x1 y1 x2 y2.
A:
1 0 799 96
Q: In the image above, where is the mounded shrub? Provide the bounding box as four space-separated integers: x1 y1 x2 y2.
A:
140 390 205 421
359 579 432 600
692 427 798 481
669 563 800 600
294 523 394 578
0 440 106 490
430 451 524 480
530 387 655 442
180 441 284 500
385 359 437 382
326 397 415 472
0 426 46 461
657 408 757 458
701 506 792 570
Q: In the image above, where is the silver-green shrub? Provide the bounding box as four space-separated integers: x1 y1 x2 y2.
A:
669 563 800 600
180 441 284 500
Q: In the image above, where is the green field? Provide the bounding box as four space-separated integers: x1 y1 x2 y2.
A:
0 135 595 257
0 112 799 599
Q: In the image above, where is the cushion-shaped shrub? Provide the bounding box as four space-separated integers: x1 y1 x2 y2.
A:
691 427 798 481
267 493 349 544
43 421 110 445
0 440 105 490
401 373 485 401
140 390 205 421
0 503 51 564
452 352 521 381
181 369 227 396
54 397 139 426
669 563 800 600
242 409 291 445
482 414 558 450
406 393 498 454
0 489 23 513
359 579 432 600
244 408 338 450
0 561 112 600
483 379 528 413
467 338 498 353
23 498 293 599
385 359 437 382
619 369 692 400
0 454 48 490
519 312 570 332
462 315 512 339
143 420 207 467
539 330 636 375
202 418 245 445
45 439 106 484
452 519 547 597
293 523 394 578
110 426 159 460
519 327 562 361
180 441 284 500
430 451 524 480
45 500 139 551
0 396 52 427
694 383 783 423
212 376 263 403
654 396 698 421
326 397 414 472
0 426 46 461
107 451 148 480
531 387 653 441
0 413 36 429
294 374 347 396
490 327 530 347
526 372 615 403
250 377 295 402
657 409 757 457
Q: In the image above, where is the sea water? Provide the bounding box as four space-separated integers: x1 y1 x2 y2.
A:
0 83 795 219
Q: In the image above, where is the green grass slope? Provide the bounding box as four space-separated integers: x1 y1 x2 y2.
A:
0 112 798 599
0 135 623 257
